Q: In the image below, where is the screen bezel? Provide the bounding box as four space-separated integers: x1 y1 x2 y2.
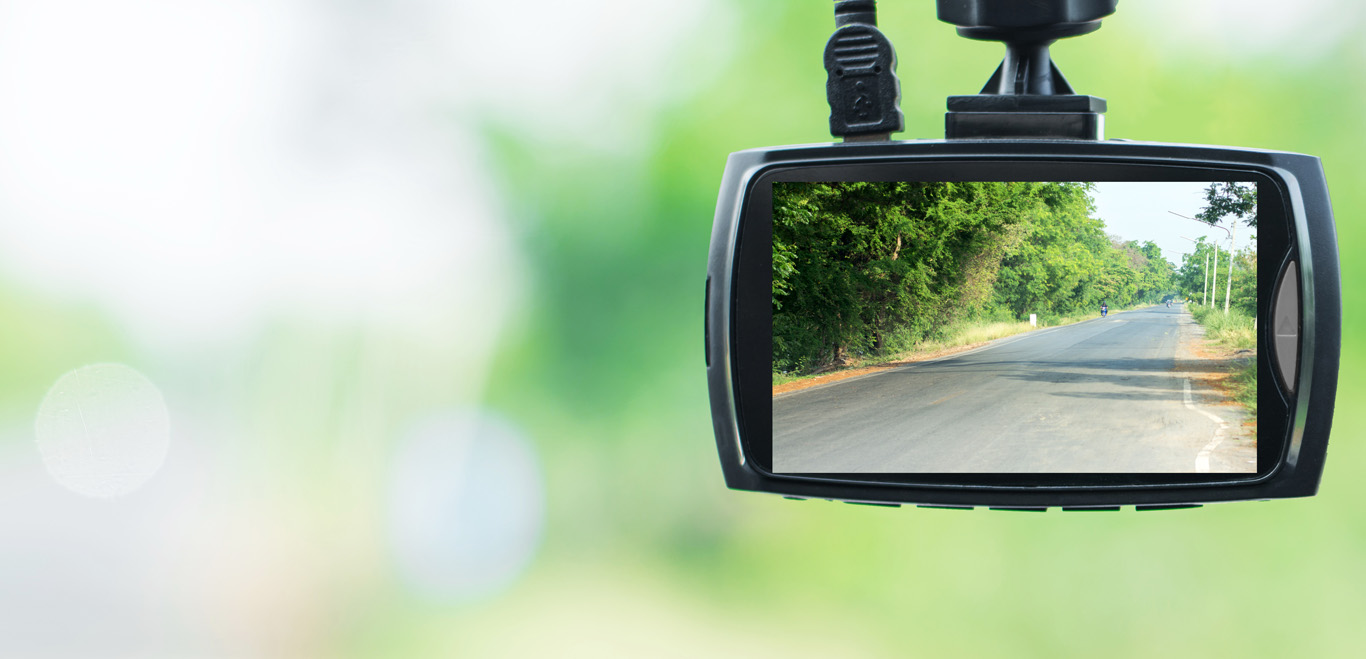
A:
730 160 1294 489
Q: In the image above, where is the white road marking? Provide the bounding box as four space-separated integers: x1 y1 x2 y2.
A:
1183 378 1227 473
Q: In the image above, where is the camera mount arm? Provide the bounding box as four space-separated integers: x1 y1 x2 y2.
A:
939 0 1115 140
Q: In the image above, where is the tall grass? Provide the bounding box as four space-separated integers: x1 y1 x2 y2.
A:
1227 361 1257 412
919 320 1033 352
1187 302 1257 414
1189 303 1256 351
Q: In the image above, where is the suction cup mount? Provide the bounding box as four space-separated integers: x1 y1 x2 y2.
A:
939 0 1116 140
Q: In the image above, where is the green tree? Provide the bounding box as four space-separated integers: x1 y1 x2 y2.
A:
1176 237 1220 304
993 182 1114 317
1193 181 1257 313
1226 242 1257 316
1197 182 1258 229
772 181 1033 373
774 181 1184 376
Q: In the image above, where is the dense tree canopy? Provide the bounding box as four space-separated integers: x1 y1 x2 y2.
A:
773 182 1178 374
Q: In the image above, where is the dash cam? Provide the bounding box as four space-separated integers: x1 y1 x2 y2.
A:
704 0 1340 509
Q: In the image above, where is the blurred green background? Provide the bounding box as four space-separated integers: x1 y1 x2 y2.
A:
1 1 1363 657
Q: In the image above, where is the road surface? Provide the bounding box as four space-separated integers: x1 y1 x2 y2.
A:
773 304 1254 473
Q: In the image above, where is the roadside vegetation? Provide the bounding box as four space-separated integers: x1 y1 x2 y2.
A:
773 317 1031 387
773 181 1176 378
1187 303 1257 412
772 302 1151 388
1175 182 1259 412
1188 304 1256 351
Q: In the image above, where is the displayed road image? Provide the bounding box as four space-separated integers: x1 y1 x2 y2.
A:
770 180 1259 474
772 303 1256 473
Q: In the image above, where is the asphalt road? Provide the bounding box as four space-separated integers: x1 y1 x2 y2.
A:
773 304 1254 473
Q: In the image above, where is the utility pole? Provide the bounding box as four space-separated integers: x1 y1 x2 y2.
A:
1211 242 1220 310
1179 235 1210 305
1224 221 1236 314
1172 212 1233 314
1204 250 1210 305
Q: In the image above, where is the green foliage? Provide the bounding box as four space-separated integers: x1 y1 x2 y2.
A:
1197 181 1258 229
1188 302 1257 415
773 182 1179 375
1229 360 1258 415
1190 303 1257 352
772 181 1034 372
1176 238 1255 316
1176 237 1218 304
1226 245 1257 316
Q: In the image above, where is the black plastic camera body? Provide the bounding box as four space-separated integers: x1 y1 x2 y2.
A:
705 138 1340 509
705 1 1340 509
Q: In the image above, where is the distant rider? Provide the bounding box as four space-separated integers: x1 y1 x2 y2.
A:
1101 302 1108 318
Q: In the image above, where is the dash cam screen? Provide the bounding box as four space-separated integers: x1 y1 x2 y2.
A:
771 180 1258 474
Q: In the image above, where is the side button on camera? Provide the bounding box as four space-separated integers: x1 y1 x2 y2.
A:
1272 262 1300 392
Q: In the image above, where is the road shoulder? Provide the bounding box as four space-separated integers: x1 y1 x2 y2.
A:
1173 309 1257 473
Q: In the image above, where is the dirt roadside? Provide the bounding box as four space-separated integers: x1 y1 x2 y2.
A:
1173 310 1257 472
772 340 998 396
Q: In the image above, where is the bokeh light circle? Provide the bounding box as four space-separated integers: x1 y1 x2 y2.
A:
34 363 171 498
387 410 544 604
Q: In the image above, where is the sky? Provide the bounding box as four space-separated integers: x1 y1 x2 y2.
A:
1091 181 1257 267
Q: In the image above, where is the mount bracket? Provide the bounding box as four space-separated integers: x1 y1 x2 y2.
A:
939 0 1116 140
